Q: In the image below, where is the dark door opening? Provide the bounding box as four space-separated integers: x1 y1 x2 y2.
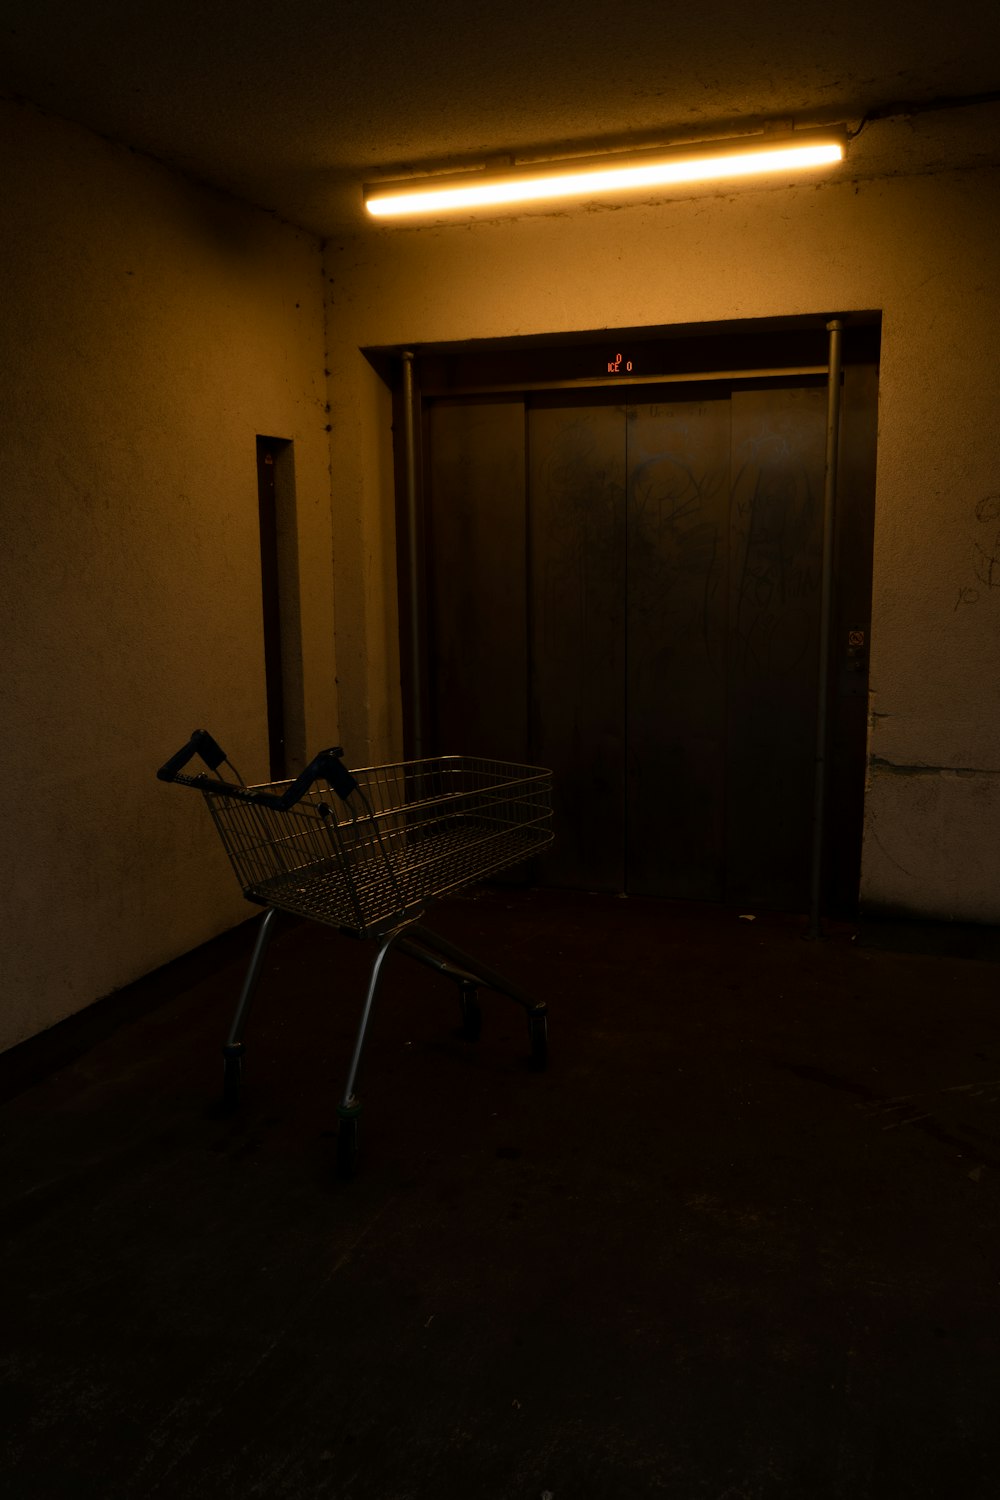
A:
256 436 291 782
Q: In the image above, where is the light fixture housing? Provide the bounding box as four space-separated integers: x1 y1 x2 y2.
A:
364 127 846 219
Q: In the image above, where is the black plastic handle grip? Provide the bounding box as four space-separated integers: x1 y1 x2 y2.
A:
158 733 359 809
157 729 229 782
247 748 358 809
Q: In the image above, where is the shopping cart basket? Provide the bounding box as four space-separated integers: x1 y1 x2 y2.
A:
157 729 554 1175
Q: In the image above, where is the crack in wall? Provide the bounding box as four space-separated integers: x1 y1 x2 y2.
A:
868 756 1000 779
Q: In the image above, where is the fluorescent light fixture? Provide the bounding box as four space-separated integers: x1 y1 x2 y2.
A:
364 128 845 219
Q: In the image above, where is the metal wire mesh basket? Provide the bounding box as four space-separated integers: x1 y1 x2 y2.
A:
166 744 553 937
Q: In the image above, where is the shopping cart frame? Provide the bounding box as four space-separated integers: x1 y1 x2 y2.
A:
157 730 554 1175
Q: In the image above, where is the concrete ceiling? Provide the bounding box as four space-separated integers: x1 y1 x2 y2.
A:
3 0 999 236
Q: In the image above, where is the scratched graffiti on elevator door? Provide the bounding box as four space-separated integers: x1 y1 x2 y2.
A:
731 399 825 679
529 401 626 889
625 399 731 898
725 386 828 906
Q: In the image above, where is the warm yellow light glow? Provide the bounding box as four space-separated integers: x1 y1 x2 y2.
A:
365 133 845 218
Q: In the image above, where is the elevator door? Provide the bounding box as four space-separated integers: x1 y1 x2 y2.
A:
424 372 876 912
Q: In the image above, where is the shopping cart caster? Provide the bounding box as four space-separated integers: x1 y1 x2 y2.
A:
528 1008 548 1071
336 1102 361 1179
458 982 483 1041
222 1043 244 1112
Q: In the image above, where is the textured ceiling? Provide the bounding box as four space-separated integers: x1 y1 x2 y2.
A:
3 0 999 234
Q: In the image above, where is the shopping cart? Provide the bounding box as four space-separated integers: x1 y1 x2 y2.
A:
157 730 554 1175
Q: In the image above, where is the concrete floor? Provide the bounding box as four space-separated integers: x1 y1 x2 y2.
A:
2 886 1000 1498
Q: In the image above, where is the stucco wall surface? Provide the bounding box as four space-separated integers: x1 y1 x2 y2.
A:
0 98 337 1053
323 112 1000 921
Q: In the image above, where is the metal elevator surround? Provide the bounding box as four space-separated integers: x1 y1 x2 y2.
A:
808 319 845 936
410 328 878 916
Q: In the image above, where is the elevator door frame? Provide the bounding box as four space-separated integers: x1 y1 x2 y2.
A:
387 318 880 915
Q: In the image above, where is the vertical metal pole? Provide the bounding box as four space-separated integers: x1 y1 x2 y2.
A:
225 906 278 1046
401 351 423 758
808 319 844 938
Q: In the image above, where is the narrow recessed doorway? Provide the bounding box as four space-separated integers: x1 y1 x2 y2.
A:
255 435 302 781
393 322 878 915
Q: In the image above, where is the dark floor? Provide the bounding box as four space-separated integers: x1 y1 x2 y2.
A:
2 887 1000 1499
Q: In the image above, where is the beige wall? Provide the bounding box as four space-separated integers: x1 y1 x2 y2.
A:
1 98 338 1052
324 107 1000 923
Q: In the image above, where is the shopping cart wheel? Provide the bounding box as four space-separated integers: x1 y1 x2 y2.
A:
336 1105 361 1179
458 982 483 1041
222 1043 244 1111
527 1009 548 1071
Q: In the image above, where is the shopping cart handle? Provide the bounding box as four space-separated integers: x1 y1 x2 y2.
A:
157 729 229 782
247 747 359 810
